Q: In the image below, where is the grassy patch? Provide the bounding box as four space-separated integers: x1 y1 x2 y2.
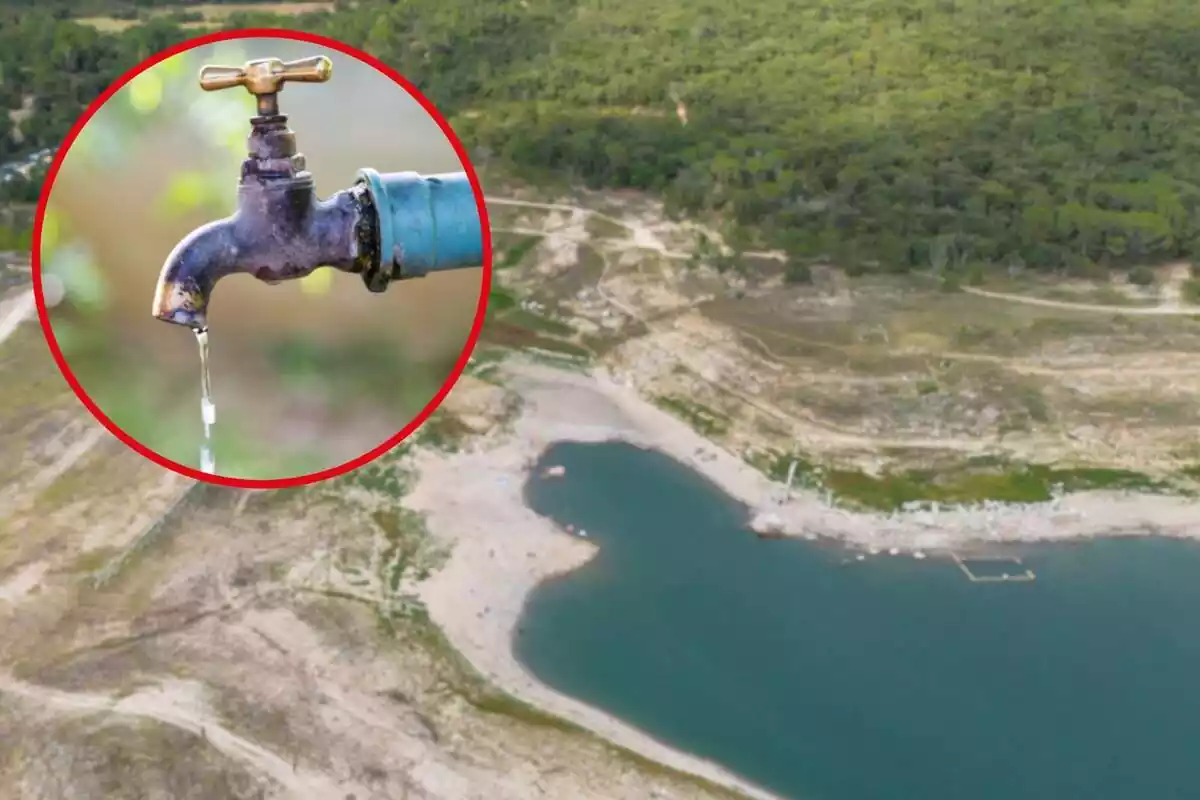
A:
463 690 584 734
495 233 542 270
482 319 592 358
413 410 473 452
503 307 574 337
483 279 596 361
521 347 592 373
604 746 750 800
488 286 519 312
343 462 409 498
62 546 122 576
584 213 629 239
371 506 431 589
745 447 1176 510
464 345 510 382
826 463 1173 510
654 395 730 437
745 448 819 485
488 283 577 337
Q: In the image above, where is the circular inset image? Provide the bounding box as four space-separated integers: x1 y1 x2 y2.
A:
34 29 491 488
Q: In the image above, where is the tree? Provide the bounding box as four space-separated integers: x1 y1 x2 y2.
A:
10 0 1200 281
1127 265 1156 286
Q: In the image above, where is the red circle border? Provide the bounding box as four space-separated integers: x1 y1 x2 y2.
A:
31 27 493 490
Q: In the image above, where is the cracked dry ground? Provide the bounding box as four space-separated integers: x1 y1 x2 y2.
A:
0 279 741 800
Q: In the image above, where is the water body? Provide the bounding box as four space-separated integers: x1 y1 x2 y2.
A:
518 441 1200 800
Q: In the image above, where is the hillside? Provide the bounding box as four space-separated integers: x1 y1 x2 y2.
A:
6 0 1200 276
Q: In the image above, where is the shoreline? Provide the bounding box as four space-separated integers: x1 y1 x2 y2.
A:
406 358 1199 798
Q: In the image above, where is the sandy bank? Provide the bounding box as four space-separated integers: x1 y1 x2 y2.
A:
408 361 787 800
407 358 1199 798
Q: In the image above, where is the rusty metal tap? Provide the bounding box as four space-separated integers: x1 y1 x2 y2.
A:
152 55 484 330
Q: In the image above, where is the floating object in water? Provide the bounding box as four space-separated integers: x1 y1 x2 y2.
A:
543 464 567 478
855 554 865 561
914 551 927 560
888 547 900 556
578 529 588 538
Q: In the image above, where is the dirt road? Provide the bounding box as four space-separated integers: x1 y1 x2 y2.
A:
0 288 34 345
487 196 785 262
961 285 1200 315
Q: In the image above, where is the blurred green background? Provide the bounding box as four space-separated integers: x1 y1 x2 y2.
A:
40 37 483 480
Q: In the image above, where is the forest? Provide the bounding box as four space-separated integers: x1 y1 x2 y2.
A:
4 0 1200 276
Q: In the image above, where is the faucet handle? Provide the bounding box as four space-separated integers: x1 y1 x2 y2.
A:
199 56 332 116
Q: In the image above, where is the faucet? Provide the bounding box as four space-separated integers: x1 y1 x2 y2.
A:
151 55 486 330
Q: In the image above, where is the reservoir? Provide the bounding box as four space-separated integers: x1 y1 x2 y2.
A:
518 441 1200 800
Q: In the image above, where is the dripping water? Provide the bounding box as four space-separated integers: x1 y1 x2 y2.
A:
195 327 216 474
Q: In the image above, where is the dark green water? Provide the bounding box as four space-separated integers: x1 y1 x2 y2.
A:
517 441 1200 800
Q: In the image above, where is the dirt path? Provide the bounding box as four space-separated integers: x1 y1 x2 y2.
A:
961 285 1200 315
30 423 107 490
0 673 364 800
736 319 1199 379
0 288 34 345
487 196 784 262
0 419 110 514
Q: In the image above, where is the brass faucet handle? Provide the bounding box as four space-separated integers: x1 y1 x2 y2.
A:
198 55 333 97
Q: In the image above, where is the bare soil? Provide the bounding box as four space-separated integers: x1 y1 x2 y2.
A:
486 190 1200 477
0 269 748 800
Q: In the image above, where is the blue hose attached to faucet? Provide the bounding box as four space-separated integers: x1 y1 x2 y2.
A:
356 169 483 285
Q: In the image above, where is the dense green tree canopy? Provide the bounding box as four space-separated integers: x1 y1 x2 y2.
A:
5 0 1200 274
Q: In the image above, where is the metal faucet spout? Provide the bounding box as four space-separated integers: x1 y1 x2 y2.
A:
150 187 366 330
151 218 238 330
